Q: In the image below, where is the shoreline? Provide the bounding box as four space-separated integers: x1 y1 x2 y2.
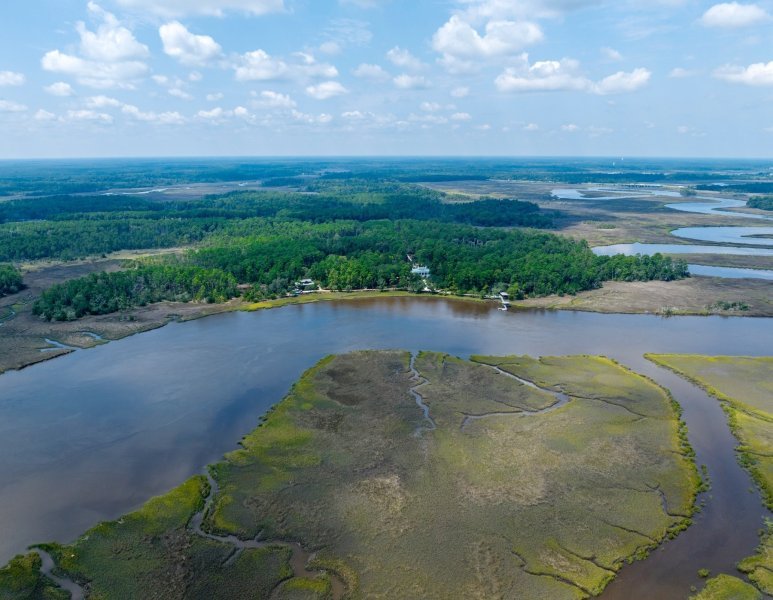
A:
2 281 771 377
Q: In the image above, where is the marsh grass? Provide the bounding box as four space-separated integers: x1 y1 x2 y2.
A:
0 553 68 600
647 354 773 597
2 351 700 599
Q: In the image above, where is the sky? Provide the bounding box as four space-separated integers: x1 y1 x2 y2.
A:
0 0 771 158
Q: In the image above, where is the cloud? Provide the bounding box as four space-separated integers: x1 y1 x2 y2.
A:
121 104 186 124
451 112 472 121
42 50 148 89
206 92 224 101
386 47 426 70
159 22 223 66
601 47 623 61
234 50 287 80
305 80 348 99
450 86 470 97
114 0 284 17
561 123 579 132
85 95 122 108
65 109 113 123
34 109 57 121
152 74 194 99
0 71 25 86
594 67 651 94
394 74 429 89
495 56 650 94
0 100 27 112
78 2 149 62
669 67 695 78
433 15 543 61
45 82 75 96
254 90 296 108
700 3 770 28
291 110 333 124
524 122 539 131
495 57 589 92
234 50 337 82
353 63 390 81
41 4 148 89
714 61 773 86
323 18 373 50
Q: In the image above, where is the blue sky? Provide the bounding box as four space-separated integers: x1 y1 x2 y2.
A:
0 0 771 158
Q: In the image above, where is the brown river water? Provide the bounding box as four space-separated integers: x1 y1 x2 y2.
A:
0 297 770 598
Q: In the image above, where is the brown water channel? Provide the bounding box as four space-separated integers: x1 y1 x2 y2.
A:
0 297 771 598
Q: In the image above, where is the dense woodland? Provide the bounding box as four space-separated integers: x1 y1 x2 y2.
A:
0 184 553 261
33 265 237 321
0 174 691 321
747 196 773 211
32 217 688 320
0 264 23 297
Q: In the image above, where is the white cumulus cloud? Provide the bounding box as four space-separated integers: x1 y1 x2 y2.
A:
386 47 426 70
433 15 543 60
42 50 148 89
160 22 223 66
45 82 75 96
353 63 391 81
593 68 651 95
714 61 773 86
255 90 297 108
78 2 149 62
41 4 148 89
305 81 348 99
394 74 429 89
495 57 588 92
234 50 337 82
495 56 650 95
700 3 770 28
0 100 27 112
0 71 25 86
34 109 57 121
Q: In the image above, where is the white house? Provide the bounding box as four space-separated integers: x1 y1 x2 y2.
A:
411 266 431 278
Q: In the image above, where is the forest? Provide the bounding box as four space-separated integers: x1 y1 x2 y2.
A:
32 218 688 321
0 183 553 261
747 196 773 211
0 264 23 297
0 174 691 321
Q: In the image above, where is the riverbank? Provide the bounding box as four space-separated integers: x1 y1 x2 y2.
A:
2 272 771 377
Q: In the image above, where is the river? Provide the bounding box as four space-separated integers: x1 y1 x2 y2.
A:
551 187 773 280
0 297 770 598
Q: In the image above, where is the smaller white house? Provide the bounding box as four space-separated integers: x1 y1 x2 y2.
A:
411 266 431 278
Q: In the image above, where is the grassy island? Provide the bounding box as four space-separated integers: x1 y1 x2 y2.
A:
0 351 698 599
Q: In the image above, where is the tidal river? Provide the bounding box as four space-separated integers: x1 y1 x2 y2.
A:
552 187 773 280
0 298 770 598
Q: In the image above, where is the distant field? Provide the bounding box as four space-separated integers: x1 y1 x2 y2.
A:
0 350 700 599
647 355 773 598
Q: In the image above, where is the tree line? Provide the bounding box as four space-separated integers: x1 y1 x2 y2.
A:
0 264 23 296
33 219 688 321
747 196 773 211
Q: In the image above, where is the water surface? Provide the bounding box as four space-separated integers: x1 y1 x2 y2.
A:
0 299 770 598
